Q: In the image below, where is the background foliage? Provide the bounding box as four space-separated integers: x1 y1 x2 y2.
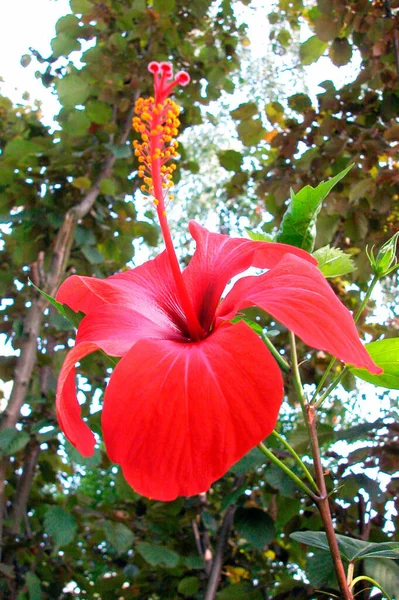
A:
0 0 398 598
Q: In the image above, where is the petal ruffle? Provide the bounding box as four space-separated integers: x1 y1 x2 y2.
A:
56 251 188 336
101 321 284 501
218 254 381 373
183 221 317 330
56 341 99 456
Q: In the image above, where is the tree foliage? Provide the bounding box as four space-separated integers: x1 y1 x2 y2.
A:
0 0 398 599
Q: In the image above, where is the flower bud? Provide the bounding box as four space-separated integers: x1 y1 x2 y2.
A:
367 231 399 277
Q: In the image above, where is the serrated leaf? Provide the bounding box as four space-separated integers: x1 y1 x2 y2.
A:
4 138 41 162
217 583 263 599
229 446 265 475
265 101 285 126
67 110 91 136
218 150 243 172
178 576 200 596
329 37 352 67
245 228 274 242
25 573 43 600
299 35 328 65
313 245 355 277
276 164 353 251
136 542 179 568
234 507 275 550
44 506 77 548
56 14 80 34
104 521 134 555
350 338 399 389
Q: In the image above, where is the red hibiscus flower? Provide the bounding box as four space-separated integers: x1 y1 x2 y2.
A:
56 63 381 501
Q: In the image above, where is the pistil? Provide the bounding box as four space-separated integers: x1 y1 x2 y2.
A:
133 62 205 341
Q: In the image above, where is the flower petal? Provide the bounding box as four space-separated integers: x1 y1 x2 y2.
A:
56 341 99 456
183 221 317 330
56 251 187 335
102 321 284 501
218 254 382 373
76 305 184 355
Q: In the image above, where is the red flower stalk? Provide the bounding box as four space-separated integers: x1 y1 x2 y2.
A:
56 63 381 501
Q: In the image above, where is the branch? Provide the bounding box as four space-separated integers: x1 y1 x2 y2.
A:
204 476 245 600
9 443 40 535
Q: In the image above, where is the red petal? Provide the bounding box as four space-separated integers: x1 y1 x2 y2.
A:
76 305 184 355
218 254 382 373
102 321 283 501
56 342 99 456
183 221 317 330
56 251 187 334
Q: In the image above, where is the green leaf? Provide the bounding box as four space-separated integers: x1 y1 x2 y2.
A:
220 483 247 511
217 583 263 600
299 35 328 65
245 228 274 242
86 100 113 125
218 150 243 172
312 245 356 277
306 550 337 589
350 338 399 389
105 143 132 159
72 176 92 190
4 138 41 162
0 428 30 455
44 506 77 548
99 178 117 195
56 14 80 34
234 507 275 550
153 0 176 13
56 74 90 108
364 558 399 597
104 521 134 555
290 531 399 562
67 110 91 136
288 93 312 113
65 440 102 469
265 101 285 126
136 542 179 568
20 54 31 68
25 573 43 600
229 447 265 475
29 280 84 329
51 33 81 58
230 102 258 121
276 164 353 251
263 464 297 497
70 0 93 14
236 119 266 147
81 244 105 264
177 576 200 596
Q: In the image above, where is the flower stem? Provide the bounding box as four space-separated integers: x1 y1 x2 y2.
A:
258 442 318 501
260 332 290 372
350 576 392 600
271 430 319 493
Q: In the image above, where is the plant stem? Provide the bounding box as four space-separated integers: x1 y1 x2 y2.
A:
260 333 290 372
289 334 353 599
310 274 380 405
306 404 353 600
271 430 319 493
258 442 318 501
313 366 348 410
350 575 392 600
